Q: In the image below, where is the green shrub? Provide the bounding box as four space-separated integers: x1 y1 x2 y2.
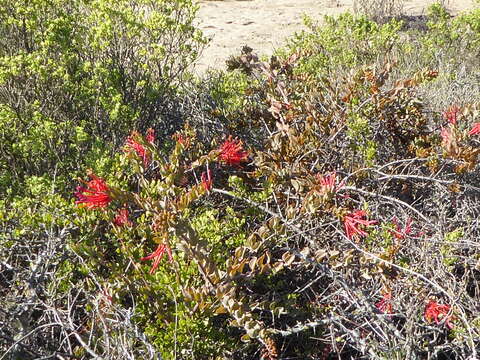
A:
0 0 205 196
281 13 402 77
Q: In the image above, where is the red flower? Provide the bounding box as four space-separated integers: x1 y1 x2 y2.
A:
124 130 154 166
218 136 249 166
375 292 393 314
176 135 185 145
172 132 189 147
75 173 111 209
425 300 454 329
141 243 173 274
145 128 155 144
469 123 480 136
315 171 345 195
389 217 412 240
201 169 213 191
443 105 460 125
113 208 133 227
344 210 377 240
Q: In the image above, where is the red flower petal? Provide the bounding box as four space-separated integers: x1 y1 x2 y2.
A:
75 173 111 209
469 123 480 136
375 292 393 314
443 105 460 125
344 210 377 240
425 300 454 329
315 171 345 195
146 128 155 144
201 169 213 191
124 130 152 166
141 243 173 274
218 136 249 166
113 208 133 227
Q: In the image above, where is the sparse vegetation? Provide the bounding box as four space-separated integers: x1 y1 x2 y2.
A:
354 0 405 23
2 1 480 359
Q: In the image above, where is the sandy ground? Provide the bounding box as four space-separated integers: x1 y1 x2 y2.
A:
193 0 478 73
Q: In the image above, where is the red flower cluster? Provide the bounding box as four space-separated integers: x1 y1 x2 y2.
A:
443 105 460 125
172 132 190 147
425 300 454 329
218 136 249 166
390 217 412 240
315 171 344 195
141 243 173 274
344 210 377 240
113 208 133 227
439 105 480 138
201 169 213 191
124 129 155 166
375 292 393 315
75 173 112 209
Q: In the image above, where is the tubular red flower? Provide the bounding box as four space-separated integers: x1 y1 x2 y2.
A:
124 130 153 166
319 172 336 189
425 300 454 329
172 132 190 147
201 169 213 191
375 292 393 314
75 173 111 209
443 105 460 125
469 123 480 136
315 171 345 195
344 210 377 240
113 208 133 227
141 243 173 274
218 136 249 166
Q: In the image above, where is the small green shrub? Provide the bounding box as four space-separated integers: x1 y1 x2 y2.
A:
281 13 402 77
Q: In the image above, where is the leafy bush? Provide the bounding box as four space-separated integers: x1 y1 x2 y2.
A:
0 0 207 358
0 0 205 196
280 13 403 78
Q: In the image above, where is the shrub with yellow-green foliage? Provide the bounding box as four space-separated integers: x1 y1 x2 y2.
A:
0 0 205 196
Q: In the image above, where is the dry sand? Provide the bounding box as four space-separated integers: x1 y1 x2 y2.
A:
193 0 478 73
